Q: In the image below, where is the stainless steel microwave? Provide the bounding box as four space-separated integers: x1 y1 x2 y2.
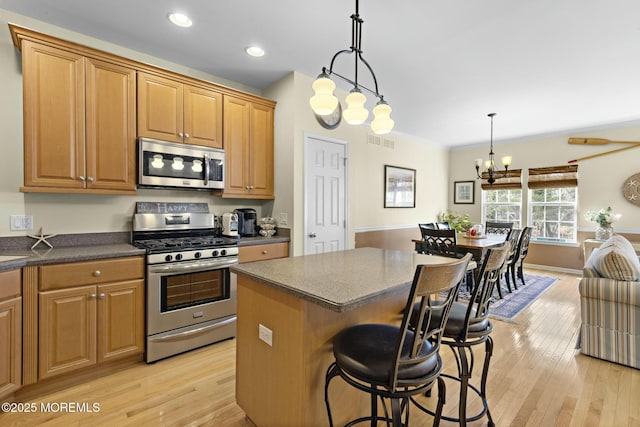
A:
138 138 224 190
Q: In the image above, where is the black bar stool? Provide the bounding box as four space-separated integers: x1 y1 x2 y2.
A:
324 253 473 427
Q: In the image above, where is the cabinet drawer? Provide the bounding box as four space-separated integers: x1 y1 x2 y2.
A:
40 257 145 291
239 242 289 263
0 269 21 300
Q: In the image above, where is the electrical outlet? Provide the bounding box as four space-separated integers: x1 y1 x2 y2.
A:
279 212 288 226
258 324 273 346
10 215 33 231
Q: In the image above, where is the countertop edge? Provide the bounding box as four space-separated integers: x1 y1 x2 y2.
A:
236 236 289 247
231 266 411 313
0 244 146 269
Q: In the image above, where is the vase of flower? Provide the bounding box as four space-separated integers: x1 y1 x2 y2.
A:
584 206 621 241
595 224 613 241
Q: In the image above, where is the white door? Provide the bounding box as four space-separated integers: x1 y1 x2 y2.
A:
304 134 347 255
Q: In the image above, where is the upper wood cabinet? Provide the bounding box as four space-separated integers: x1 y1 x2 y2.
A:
223 95 275 199
138 72 223 148
20 40 136 194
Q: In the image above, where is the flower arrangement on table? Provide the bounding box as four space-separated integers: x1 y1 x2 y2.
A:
584 206 621 240
584 206 621 227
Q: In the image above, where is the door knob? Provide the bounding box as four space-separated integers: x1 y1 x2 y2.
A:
309 232 317 238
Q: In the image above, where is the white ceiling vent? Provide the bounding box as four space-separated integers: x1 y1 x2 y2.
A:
383 138 395 149
367 134 381 146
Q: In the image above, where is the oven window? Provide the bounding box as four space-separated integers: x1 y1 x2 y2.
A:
161 269 230 312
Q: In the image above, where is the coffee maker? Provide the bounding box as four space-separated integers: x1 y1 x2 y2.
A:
234 208 258 237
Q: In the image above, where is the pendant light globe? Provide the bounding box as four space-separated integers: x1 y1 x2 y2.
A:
343 89 368 125
371 101 394 134
310 75 339 115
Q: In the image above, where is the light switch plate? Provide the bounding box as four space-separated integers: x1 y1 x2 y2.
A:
10 215 33 231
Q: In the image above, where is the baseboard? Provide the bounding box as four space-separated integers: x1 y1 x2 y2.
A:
524 262 581 275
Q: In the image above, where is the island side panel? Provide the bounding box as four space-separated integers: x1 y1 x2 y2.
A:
301 289 408 426
236 274 304 427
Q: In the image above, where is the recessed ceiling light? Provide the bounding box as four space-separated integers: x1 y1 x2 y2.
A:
168 12 192 28
245 46 265 57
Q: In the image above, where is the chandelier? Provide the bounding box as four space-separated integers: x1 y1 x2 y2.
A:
309 0 394 134
474 113 512 185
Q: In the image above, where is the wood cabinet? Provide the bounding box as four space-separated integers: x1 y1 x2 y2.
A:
138 72 223 148
239 242 289 263
38 257 144 380
0 270 21 399
223 96 275 199
20 40 136 194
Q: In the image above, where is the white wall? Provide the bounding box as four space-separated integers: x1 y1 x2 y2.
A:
0 10 267 237
449 123 640 233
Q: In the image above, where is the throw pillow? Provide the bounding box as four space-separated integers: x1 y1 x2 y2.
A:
588 235 640 281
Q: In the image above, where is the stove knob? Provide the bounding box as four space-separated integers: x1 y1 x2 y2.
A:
175 253 183 261
212 250 219 257
221 249 227 256
165 254 173 262
194 252 201 259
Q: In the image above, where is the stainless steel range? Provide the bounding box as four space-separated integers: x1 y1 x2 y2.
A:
132 202 238 363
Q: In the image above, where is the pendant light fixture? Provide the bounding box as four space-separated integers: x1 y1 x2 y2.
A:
309 0 394 134
474 113 512 185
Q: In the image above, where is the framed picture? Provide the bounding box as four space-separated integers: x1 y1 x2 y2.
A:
454 180 475 204
384 165 416 208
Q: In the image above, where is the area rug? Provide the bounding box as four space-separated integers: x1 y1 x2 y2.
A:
459 274 558 322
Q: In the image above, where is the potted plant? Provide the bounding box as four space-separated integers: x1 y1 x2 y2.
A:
440 210 473 233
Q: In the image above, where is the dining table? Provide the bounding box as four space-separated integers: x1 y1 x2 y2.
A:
412 232 507 280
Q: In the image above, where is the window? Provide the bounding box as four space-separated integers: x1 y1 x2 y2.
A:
482 189 522 228
529 187 577 242
527 165 579 243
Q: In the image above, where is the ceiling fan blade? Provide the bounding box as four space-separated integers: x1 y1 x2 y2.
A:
568 137 640 145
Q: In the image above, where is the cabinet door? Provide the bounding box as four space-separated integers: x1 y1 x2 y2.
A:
39 286 97 379
97 280 144 363
0 297 21 398
223 96 251 196
184 85 223 148
248 103 275 198
137 72 183 143
22 41 85 189
85 58 137 192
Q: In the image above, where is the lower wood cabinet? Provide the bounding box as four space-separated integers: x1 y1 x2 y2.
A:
238 242 289 263
38 257 144 380
0 295 21 398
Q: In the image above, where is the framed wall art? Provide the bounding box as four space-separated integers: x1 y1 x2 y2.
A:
454 180 475 204
384 165 416 208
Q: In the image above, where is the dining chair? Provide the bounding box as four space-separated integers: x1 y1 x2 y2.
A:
420 228 459 258
485 221 513 235
508 226 533 288
324 253 472 427
411 245 510 427
496 228 522 298
435 221 451 230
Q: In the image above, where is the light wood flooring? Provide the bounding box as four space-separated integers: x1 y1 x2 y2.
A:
2 268 639 426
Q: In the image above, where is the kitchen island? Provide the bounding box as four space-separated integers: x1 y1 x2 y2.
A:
230 247 471 427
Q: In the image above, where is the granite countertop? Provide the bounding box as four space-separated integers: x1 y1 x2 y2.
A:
237 235 289 246
230 247 466 313
0 244 145 272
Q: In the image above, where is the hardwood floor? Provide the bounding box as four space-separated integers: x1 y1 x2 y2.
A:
2 268 639 426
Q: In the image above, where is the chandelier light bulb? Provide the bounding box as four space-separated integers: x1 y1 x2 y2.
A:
501 155 512 168
343 89 368 125
310 76 339 115
474 158 483 169
371 101 394 134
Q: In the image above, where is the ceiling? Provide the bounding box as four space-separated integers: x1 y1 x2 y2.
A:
2 0 640 147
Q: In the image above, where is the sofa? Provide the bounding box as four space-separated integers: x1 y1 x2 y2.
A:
578 235 640 369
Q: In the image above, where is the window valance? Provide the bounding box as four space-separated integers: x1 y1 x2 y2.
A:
480 169 522 190
527 165 578 189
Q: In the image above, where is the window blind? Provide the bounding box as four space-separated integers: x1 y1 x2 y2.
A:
527 165 578 189
480 169 522 190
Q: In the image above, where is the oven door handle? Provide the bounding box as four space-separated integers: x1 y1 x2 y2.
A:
148 316 236 343
148 257 238 274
